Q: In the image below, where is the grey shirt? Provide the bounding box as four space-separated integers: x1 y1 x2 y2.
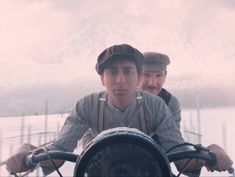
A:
81 90 182 148
168 94 181 129
158 88 181 130
41 90 195 176
47 90 185 153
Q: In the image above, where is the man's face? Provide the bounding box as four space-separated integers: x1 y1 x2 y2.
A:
138 70 166 95
101 59 141 102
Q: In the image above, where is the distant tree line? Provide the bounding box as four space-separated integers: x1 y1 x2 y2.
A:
173 86 235 109
0 84 235 117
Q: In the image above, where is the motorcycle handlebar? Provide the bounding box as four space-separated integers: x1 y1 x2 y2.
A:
168 150 234 175
25 151 78 168
25 149 234 175
168 150 216 165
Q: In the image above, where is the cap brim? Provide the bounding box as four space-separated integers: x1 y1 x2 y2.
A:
143 63 166 71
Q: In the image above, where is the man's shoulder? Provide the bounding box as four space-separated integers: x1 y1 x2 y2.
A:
161 89 180 103
161 89 178 99
77 91 107 104
166 91 180 105
84 91 107 98
160 90 180 112
139 91 172 117
170 94 179 102
139 90 165 103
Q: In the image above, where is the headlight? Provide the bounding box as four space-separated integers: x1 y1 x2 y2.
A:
74 127 172 177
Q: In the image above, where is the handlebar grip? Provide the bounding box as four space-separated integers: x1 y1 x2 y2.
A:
227 167 234 174
24 153 38 168
203 152 234 175
167 150 217 165
24 151 78 165
205 152 217 167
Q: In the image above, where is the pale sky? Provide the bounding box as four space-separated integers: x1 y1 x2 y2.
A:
0 0 235 91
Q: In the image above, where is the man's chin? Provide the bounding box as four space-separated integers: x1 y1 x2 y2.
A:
145 89 159 95
112 90 128 96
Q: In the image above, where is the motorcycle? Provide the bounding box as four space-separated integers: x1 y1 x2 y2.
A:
9 127 235 177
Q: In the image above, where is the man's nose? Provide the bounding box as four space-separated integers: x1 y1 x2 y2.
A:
147 77 156 86
115 72 126 84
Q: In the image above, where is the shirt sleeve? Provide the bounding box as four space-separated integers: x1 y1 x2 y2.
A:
79 128 94 149
152 99 202 177
47 100 90 152
152 98 186 153
168 95 181 130
42 98 91 175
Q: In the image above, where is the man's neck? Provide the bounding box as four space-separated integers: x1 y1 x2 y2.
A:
108 93 136 111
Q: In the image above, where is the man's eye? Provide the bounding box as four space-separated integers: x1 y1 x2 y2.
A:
143 74 150 77
156 74 163 78
124 70 131 75
110 70 117 75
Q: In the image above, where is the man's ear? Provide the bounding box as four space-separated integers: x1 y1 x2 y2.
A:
100 74 105 86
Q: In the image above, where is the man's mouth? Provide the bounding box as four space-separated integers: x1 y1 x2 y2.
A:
114 88 128 91
144 87 160 91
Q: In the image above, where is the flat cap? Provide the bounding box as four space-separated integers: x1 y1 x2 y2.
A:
143 52 170 71
96 44 143 75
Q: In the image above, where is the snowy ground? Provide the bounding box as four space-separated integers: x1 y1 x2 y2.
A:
0 107 234 177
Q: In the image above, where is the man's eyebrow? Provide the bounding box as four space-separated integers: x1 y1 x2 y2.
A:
106 66 135 70
105 65 116 68
123 66 135 69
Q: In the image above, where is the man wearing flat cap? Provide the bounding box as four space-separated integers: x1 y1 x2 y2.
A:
138 52 181 129
6 44 233 176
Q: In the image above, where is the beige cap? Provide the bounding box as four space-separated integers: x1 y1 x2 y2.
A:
143 52 170 71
